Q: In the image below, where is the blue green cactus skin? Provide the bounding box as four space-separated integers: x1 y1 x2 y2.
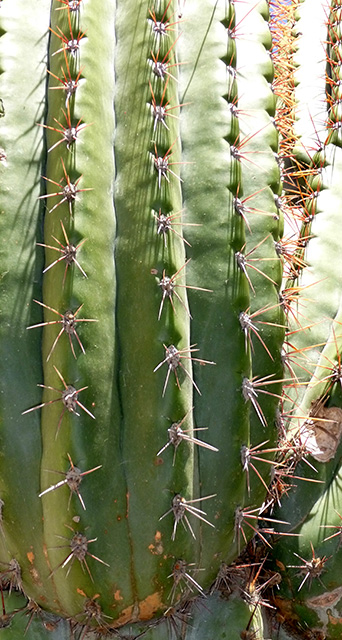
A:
2 1 342 640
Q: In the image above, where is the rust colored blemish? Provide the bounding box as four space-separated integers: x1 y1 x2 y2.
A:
139 591 164 620
30 567 41 585
273 596 300 624
301 402 342 462
44 622 58 631
109 595 165 629
114 590 123 602
42 543 54 574
308 586 342 609
276 559 286 571
77 588 87 597
148 530 163 555
26 549 41 585
117 515 122 521
112 604 134 627
125 492 130 518
328 611 342 626
154 457 164 466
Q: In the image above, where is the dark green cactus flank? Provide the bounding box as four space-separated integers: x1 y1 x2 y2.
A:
2 1 342 639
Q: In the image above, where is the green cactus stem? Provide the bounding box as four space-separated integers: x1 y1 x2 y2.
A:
3 1 342 639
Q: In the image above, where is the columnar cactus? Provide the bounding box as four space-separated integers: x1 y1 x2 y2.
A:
1 1 342 639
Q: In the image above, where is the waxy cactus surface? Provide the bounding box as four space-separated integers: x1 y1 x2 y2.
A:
1 1 342 639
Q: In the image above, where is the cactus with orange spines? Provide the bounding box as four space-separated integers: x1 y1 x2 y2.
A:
1 1 342 639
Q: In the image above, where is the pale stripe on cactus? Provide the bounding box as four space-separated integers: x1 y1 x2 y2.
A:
1 1 342 640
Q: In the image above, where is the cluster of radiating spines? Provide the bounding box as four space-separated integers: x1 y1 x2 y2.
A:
19 0 108 596
268 0 323 288
223 1 288 432
148 3 216 399
148 3 215 395
270 0 342 286
265 0 328 433
326 0 342 145
220 2 332 596
153 0 288 610
249 0 342 602
267 0 342 433
269 0 301 158
147 1 218 608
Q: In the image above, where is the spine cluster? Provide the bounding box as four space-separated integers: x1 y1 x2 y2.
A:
2 1 342 638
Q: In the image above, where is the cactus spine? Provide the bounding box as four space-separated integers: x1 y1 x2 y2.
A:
2 1 342 639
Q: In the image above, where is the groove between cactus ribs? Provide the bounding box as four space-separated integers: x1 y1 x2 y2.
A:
2 0 342 638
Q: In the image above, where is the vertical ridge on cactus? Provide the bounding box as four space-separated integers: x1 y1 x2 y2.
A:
2 0 342 639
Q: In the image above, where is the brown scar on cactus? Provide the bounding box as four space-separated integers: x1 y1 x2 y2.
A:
38 158 93 216
159 493 216 541
39 453 102 510
299 398 342 462
37 220 87 286
22 365 95 437
153 343 216 397
27 300 98 361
